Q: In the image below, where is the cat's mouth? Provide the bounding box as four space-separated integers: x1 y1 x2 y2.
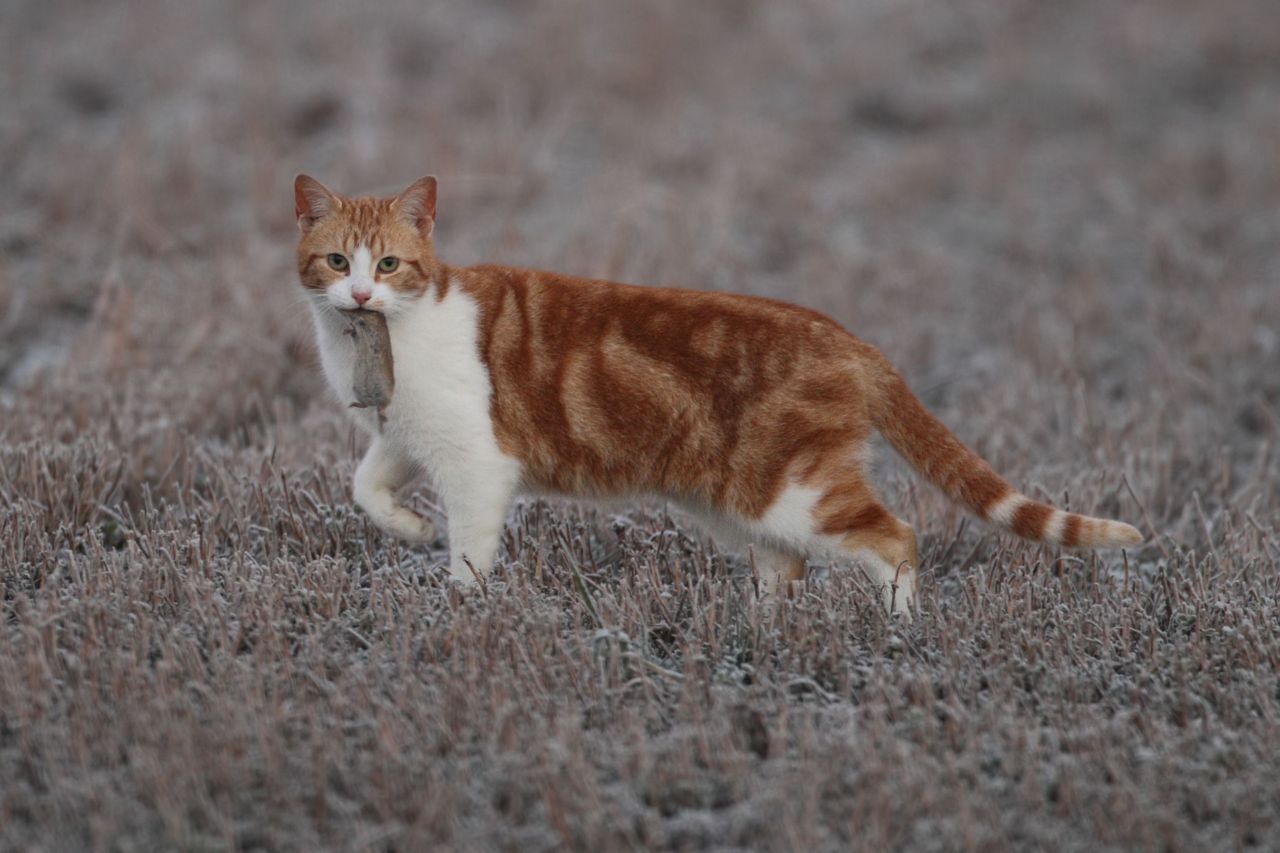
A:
333 298 386 315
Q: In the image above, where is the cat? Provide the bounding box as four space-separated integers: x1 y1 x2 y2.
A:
294 173 1142 614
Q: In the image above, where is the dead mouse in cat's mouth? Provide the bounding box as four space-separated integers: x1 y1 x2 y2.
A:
341 309 395 429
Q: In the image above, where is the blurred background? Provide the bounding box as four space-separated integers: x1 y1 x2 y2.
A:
3 1 1280 849
3 0 1278 471
4 0 1279 477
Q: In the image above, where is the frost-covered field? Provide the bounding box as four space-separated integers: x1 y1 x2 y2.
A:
2 1 1279 849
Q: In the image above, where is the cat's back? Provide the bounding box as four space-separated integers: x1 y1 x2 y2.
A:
452 264 886 499
456 263 866 359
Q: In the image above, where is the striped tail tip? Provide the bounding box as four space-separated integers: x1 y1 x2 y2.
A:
985 493 1143 549
1073 518 1143 549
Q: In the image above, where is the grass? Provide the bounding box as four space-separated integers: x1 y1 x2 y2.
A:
2 0 1279 849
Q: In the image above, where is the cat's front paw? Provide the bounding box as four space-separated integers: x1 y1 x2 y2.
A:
396 511 437 544
370 505 437 544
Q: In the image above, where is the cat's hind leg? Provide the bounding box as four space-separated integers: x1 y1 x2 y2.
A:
752 547 808 599
827 504 919 615
744 474 919 616
811 472 919 615
353 437 436 543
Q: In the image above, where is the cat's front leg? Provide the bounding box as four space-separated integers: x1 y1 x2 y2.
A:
435 454 521 584
352 437 436 543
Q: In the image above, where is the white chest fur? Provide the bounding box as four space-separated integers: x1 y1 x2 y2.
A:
309 283 520 501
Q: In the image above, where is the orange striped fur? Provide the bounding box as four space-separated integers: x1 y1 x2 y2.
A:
295 175 1142 613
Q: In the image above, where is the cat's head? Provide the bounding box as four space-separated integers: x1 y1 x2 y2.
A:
294 175 442 315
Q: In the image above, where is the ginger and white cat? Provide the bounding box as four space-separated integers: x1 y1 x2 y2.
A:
294 174 1142 613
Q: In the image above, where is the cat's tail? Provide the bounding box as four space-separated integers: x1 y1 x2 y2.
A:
870 370 1142 548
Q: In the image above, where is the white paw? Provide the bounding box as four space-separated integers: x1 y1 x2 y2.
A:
370 506 436 544
882 584 914 620
447 558 482 584
756 575 803 603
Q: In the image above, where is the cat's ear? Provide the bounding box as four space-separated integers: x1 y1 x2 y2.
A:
295 174 338 232
394 176 438 237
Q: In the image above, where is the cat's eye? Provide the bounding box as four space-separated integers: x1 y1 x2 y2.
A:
377 257 400 273
327 253 349 272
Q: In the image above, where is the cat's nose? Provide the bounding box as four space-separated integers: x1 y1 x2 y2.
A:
352 290 371 306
